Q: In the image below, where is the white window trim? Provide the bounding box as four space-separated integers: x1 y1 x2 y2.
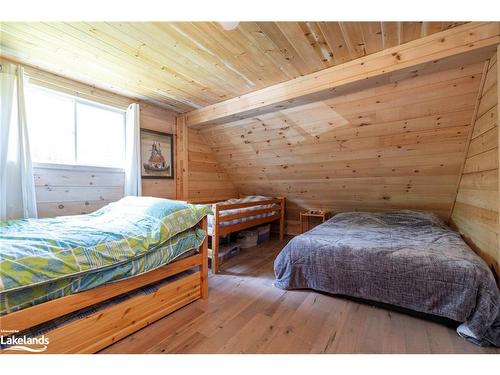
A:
27 79 127 114
26 81 127 170
33 162 125 174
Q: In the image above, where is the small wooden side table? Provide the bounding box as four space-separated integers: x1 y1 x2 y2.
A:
300 211 329 233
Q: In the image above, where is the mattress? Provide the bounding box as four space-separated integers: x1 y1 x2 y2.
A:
274 210 500 346
1 227 206 314
207 195 278 235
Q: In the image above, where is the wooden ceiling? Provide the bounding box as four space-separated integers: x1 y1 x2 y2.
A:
0 22 465 112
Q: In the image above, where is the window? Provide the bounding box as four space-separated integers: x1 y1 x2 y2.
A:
25 84 126 169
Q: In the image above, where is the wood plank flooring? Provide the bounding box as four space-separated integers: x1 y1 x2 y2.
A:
101 237 500 354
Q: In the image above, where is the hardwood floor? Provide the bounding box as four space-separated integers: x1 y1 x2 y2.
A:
101 237 499 354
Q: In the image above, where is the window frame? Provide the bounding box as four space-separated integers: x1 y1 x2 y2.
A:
25 81 127 170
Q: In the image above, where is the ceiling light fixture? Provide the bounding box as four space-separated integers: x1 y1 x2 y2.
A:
219 22 240 31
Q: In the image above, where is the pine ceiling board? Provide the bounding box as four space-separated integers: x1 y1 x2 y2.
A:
205 118 471 155
235 23 297 81
35 22 210 106
203 112 472 151
157 23 262 96
213 71 479 137
226 22 301 81
0 30 192 112
3 22 219 109
202 21 285 86
198 22 290 86
93 22 235 98
255 22 313 75
169 22 260 90
275 22 328 72
423 22 443 35
1 23 200 110
52 22 215 108
216 141 467 170
316 22 353 65
380 22 401 49
359 22 384 55
401 22 424 44
101 22 242 103
215 143 468 170
212 108 473 141
338 22 367 58
420 22 460 37
0 21 469 112
180 22 267 86
300 22 335 64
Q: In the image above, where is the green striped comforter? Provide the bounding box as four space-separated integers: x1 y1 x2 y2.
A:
0 196 211 314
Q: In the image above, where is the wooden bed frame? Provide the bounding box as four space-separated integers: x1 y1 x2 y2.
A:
190 196 285 273
0 217 209 354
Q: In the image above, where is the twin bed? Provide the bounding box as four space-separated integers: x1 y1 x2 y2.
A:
0 197 211 353
1 197 498 352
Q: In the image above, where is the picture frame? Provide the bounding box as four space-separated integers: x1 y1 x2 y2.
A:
140 129 174 179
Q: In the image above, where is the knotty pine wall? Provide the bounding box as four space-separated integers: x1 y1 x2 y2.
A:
201 61 486 235
451 53 499 278
34 164 124 217
176 118 237 203
187 129 237 202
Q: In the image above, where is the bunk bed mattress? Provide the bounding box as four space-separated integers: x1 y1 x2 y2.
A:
207 195 278 235
274 210 500 347
1 226 206 315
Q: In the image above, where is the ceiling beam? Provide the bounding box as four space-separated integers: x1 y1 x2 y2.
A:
186 22 500 127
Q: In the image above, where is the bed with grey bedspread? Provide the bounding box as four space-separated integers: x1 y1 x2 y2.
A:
274 210 500 346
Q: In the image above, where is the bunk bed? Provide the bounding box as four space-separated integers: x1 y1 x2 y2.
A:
0 197 210 354
190 196 285 273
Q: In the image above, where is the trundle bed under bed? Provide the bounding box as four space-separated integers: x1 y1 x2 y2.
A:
0 197 211 354
274 210 500 347
191 196 285 274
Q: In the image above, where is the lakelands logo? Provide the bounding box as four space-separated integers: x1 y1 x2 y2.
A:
1 330 49 353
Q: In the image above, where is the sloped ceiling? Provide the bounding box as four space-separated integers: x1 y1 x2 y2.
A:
0 22 464 112
200 61 485 234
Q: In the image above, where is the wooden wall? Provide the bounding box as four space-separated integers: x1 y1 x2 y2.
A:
201 61 486 234
451 53 499 277
187 129 238 202
176 116 238 203
140 103 177 199
34 164 124 217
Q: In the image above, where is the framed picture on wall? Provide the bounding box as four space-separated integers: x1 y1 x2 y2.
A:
140 129 174 179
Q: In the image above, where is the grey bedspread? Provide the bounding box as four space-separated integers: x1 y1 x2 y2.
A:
274 210 500 346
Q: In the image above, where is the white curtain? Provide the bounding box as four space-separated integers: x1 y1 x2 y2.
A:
124 103 142 196
0 62 37 220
